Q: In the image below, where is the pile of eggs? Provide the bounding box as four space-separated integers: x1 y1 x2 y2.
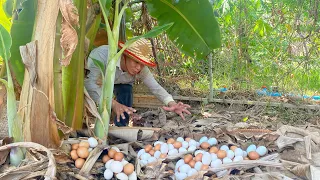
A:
102 147 137 180
70 137 98 169
137 136 218 166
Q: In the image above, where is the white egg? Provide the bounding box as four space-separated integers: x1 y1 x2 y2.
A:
175 172 187 180
141 153 151 161
177 137 184 142
168 149 178 156
220 145 229 151
211 159 222 168
187 146 197 152
104 169 113 179
243 150 247 157
208 138 218 146
168 144 175 150
189 139 197 147
128 171 137 180
222 157 232 164
137 149 145 159
246 144 257 153
179 147 187 153
182 141 189 149
210 153 218 161
233 156 243 162
111 146 120 152
199 136 208 143
256 146 267 156
194 161 203 171
187 168 198 177
202 152 212 165
179 164 191 173
195 150 204 156
234 148 243 157
154 141 164 146
227 150 235 159
105 159 114 169
196 142 200 148
88 148 93 152
121 159 129 166
154 151 161 158
161 143 169 154
116 172 129 180
140 160 148 166
175 159 185 171
110 161 123 173
88 137 98 148
148 157 157 164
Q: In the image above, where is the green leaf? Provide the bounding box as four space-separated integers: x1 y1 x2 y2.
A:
146 0 221 59
0 0 11 32
99 0 112 17
128 23 173 43
10 0 37 85
3 0 13 17
91 57 105 75
0 24 11 60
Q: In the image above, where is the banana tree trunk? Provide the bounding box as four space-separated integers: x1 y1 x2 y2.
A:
18 0 60 148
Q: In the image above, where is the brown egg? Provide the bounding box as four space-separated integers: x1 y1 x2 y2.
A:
244 157 250 160
102 155 111 163
217 150 227 159
72 143 79 150
149 149 155 156
160 153 167 159
185 137 191 142
209 146 219 153
195 153 203 162
188 160 196 168
108 149 117 158
168 170 174 174
167 138 175 144
184 154 193 163
144 144 153 153
70 150 78 160
200 142 210 149
201 165 209 170
75 158 85 169
77 147 89 159
154 144 161 151
123 163 134 175
248 151 260 160
114 152 124 161
173 141 182 149
79 141 90 148
230 145 238 151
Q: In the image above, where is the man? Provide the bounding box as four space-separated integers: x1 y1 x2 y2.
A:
85 38 191 126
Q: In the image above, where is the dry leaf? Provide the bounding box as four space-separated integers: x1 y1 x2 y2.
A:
0 137 13 165
19 41 37 86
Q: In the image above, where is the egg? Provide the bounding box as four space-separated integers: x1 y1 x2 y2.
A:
230 145 237 151
70 150 78 160
211 159 222 168
196 142 200 148
123 163 134 175
144 144 153 153
108 149 117 158
168 144 175 150
160 143 169 154
210 153 218 161
227 150 235 159
246 144 257 153
202 152 212 165
121 159 129 166
187 168 198 177
88 148 93 152
201 164 209 170
194 161 203 171
75 158 85 168
234 148 243 157
199 136 208 144
233 156 243 162
77 147 89 159
72 143 79 150
88 137 98 148
248 151 260 160
79 141 90 148
243 150 248 157
185 137 192 142
102 155 111 163
154 144 161 151
188 139 197 147
167 138 175 144
200 142 210 149
159 153 167 159
220 145 229 151
168 149 179 156
208 138 218 146
177 137 184 142
217 150 227 159
184 154 193 163
182 141 189 149
110 161 123 173
105 159 114 169
256 146 267 156
104 169 113 180
194 153 203 162
116 172 128 180
141 153 151 161
209 146 219 153
154 151 161 158
187 146 196 152
188 160 196 168
154 141 163 146
149 149 155 156
111 146 121 152
114 152 124 161
128 171 137 180
137 149 145 159
148 157 157 164
175 159 185 170
222 157 232 164
175 172 187 180
140 159 148 166
194 150 204 156
179 147 187 153
179 164 191 173
173 141 182 149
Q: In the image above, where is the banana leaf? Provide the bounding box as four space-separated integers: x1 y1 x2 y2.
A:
146 0 221 59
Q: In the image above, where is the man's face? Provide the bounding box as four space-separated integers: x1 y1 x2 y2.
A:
125 56 145 75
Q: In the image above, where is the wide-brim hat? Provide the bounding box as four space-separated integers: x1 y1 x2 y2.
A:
118 38 156 67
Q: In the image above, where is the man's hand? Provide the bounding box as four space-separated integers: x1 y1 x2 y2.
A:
112 100 136 122
162 101 191 120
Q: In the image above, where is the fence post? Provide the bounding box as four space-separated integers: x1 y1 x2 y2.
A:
209 52 213 102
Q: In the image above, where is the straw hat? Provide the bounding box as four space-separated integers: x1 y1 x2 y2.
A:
118 38 156 67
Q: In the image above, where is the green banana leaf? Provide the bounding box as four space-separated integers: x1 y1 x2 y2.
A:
10 0 37 85
0 0 11 32
146 0 221 59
